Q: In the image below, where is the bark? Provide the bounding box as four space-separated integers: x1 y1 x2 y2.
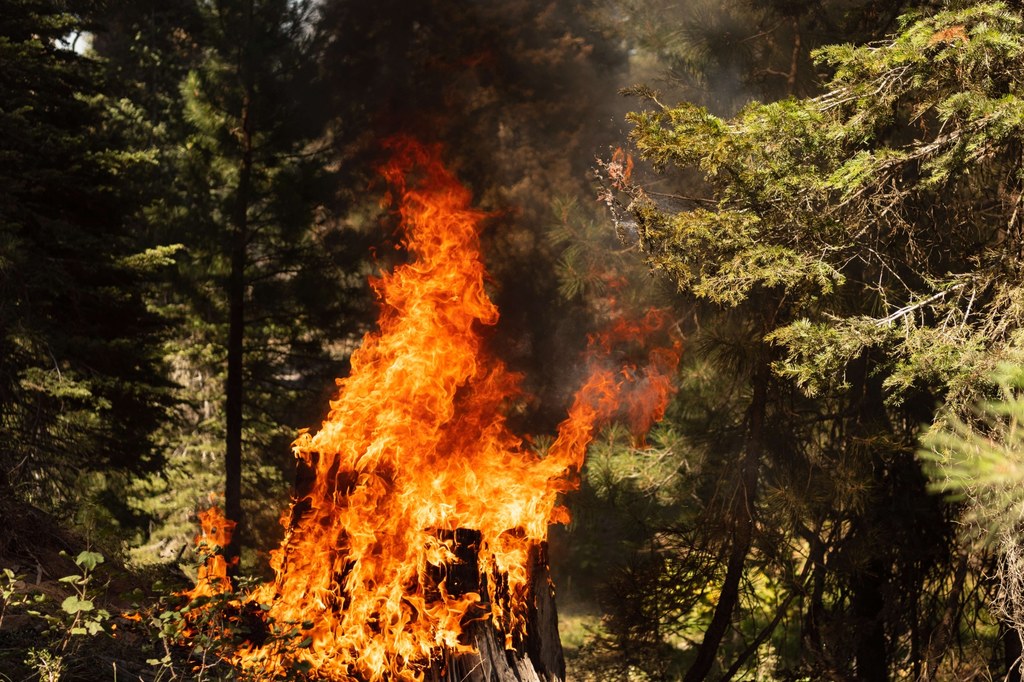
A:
1005 624 1023 682
427 546 565 682
224 0 255 573
224 175 246 572
787 17 801 95
798 521 828 655
850 364 890 682
683 355 767 682
851 560 887 682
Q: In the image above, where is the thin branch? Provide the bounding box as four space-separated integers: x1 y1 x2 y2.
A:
644 189 718 205
874 282 967 327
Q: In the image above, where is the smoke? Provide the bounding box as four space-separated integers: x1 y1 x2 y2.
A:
315 0 645 429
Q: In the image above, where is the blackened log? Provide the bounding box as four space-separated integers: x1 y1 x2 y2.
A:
425 528 482 600
426 544 565 682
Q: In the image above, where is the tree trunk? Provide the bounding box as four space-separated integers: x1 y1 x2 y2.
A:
224 0 255 573
1005 623 1023 682
851 560 887 682
224 186 246 573
850 363 889 682
428 549 565 682
683 354 767 682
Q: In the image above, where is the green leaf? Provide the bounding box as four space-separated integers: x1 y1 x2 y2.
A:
61 596 94 614
74 551 104 571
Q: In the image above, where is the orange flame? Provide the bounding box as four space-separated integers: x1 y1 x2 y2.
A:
608 147 634 189
189 506 236 600
184 139 678 680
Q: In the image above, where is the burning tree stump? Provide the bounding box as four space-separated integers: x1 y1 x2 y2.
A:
433 584 564 682
287 464 566 682
423 534 565 682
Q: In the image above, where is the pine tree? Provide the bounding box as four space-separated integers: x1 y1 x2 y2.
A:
0 0 173 526
171 0 374 569
93 0 376 568
607 2 1024 678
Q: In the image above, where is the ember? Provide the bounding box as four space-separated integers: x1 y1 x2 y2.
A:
184 138 678 681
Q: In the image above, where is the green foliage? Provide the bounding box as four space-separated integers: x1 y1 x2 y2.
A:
0 0 175 525
24 647 64 682
766 318 891 396
920 363 1024 652
626 1 1024 404
605 2 1024 678
0 549 115 678
921 363 1024 535
56 552 110 638
548 198 617 302
2 541 312 680
0 568 30 630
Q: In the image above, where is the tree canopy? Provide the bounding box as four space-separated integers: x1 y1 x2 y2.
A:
590 2 1024 678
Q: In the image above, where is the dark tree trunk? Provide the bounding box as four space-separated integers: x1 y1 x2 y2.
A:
224 0 255 574
683 353 767 682
224 191 245 573
1005 624 1023 682
429 551 565 682
851 561 887 682
849 362 890 682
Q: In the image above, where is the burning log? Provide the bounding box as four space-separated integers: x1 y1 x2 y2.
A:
418 531 563 682
237 139 588 681
428 549 564 682
286 453 563 680
423 528 481 602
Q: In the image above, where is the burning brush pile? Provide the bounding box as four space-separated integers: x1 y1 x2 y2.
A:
183 139 678 681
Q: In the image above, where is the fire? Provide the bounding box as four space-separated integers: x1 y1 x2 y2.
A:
607 147 634 189
190 506 235 600
183 139 678 680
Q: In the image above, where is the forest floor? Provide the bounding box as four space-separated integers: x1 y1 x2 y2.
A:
0 500 604 682
0 498 196 681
